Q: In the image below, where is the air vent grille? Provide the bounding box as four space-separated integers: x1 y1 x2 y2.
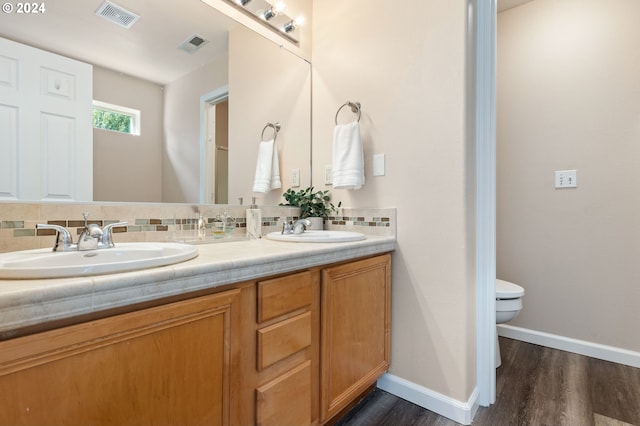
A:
96 1 140 29
178 34 209 54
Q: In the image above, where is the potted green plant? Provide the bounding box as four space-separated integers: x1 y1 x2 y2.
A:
280 187 341 230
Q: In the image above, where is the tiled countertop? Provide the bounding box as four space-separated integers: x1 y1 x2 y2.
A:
0 235 396 337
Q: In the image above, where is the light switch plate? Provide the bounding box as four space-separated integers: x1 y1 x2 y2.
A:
324 165 333 185
373 154 385 177
555 170 577 188
291 168 300 187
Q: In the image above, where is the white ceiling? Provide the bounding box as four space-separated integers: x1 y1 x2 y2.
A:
1 0 536 85
0 0 238 85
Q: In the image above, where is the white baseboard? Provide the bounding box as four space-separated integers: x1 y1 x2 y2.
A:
376 373 479 425
497 324 640 369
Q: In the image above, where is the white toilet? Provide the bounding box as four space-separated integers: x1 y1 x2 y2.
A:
495 279 525 368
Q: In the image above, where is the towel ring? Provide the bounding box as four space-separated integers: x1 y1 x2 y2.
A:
261 122 281 142
335 101 361 125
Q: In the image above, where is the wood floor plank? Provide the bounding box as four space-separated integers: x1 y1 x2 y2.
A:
335 388 399 426
522 349 595 425
589 356 640 426
560 351 594 425
337 338 640 426
475 336 546 425
594 413 638 426
376 397 427 425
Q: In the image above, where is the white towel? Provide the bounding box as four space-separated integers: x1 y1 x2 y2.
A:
252 139 282 193
332 121 364 190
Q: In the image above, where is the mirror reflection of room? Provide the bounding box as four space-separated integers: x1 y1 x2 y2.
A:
0 0 311 204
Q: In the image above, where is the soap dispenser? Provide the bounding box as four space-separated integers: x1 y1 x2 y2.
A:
197 213 206 241
246 197 262 239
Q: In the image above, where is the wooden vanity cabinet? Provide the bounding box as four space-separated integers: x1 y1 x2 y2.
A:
248 270 321 426
320 254 391 423
243 255 391 426
0 289 242 426
0 253 391 426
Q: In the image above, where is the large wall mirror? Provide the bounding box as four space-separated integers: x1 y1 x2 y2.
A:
0 0 311 205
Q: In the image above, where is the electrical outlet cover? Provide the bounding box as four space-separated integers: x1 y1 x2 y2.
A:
373 154 385 177
324 165 333 185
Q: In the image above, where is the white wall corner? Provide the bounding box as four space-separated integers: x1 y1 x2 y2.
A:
377 374 479 425
498 324 640 369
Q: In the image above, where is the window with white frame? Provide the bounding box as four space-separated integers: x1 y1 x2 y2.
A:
92 100 140 135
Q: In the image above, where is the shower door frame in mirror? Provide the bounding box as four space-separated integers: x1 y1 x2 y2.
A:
200 86 229 204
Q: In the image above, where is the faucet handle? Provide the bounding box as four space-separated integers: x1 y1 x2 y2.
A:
279 217 293 234
100 222 128 248
36 223 74 252
292 219 311 235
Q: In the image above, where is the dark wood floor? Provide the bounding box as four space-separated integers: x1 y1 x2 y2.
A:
336 337 640 426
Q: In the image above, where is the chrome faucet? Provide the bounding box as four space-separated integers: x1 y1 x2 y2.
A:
36 213 128 252
77 213 102 251
35 223 76 252
292 219 312 234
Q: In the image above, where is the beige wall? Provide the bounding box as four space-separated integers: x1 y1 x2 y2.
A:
312 1 476 402
228 25 311 207
163 57 228 203
497 0 640 351
93 66 163 202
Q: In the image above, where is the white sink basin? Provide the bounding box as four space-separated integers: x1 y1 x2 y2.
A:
265 230 366 243
0 242 198 279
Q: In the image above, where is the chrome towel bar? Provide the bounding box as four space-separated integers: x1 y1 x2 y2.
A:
261 122 281 142
335 101 361 125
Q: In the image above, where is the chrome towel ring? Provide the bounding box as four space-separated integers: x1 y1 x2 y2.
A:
335 101 361 125
261 122 281 142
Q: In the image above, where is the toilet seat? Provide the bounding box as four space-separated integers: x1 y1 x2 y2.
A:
495 279 525 368
496 279 524 299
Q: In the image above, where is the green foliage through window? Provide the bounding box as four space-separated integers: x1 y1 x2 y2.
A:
92 109 131 133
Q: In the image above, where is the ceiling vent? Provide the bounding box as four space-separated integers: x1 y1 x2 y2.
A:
178 34 209 54
96 1 140 29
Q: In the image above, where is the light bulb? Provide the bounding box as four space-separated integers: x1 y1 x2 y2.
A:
294 15 305 26
274 1 286 13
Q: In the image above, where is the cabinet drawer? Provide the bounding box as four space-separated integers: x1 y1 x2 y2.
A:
256 360 311 426
257 271 312 323
257 311 311 370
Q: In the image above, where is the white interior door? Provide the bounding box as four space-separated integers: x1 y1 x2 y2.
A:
0 37 92 201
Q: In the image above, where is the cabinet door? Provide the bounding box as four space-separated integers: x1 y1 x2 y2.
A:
0 289 240 426
320 254 391 422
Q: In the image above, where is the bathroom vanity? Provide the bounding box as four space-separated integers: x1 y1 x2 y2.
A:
0 236 394 425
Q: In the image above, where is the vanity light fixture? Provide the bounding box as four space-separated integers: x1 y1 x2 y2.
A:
263 7 277 20
262 2 285 21
283 20 295 32
284 15 304 33
215 0 302 43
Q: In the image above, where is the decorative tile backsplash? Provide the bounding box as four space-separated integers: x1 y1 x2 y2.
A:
0 203 396 253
